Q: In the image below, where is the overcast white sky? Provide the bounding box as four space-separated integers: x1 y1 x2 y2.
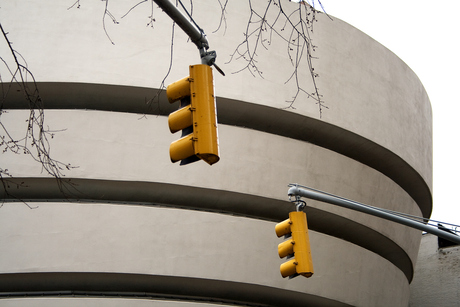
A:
316 1 460 226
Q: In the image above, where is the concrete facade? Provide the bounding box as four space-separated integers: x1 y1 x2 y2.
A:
409 234 460 306
0 1 432 306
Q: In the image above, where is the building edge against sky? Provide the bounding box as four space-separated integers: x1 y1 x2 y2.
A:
0 1 432 307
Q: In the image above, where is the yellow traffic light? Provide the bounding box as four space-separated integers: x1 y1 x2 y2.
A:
167 64 219 165
275 211 314 278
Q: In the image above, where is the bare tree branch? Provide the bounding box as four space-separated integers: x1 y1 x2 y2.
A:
75 0 328 115
1 0 332 204
0 22 77 205
213 0 229 35
101 0 120 45
67 0 81 10
219 0 328 116
144 20 177 114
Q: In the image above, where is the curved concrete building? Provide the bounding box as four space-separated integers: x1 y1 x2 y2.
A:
0 1 432 306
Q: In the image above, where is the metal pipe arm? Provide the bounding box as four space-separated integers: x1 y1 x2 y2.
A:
153 0 209 51
288 185 460 245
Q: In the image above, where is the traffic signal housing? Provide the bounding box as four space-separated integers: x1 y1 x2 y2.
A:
275 211 314 278
166 64 219 165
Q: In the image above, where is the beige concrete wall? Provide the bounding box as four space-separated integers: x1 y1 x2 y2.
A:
1 109 422 264
0 203 409 306
0 1 433 188
0 298 233 307
0 109 422 306
409 234 460 306
0 298 243 307
0 1 432 306
0 0 432 215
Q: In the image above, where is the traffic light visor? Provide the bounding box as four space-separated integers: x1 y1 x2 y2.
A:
170 135 194 163
278 239 294 259
166 76 190 103
275 218 292 237
168 106 193 134
280 259 297 278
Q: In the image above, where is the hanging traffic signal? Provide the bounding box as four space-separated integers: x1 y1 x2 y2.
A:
275 211 314 278
166 64 219 165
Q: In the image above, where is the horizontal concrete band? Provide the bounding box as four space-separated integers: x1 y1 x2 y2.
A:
0 272 351 307
1 82 432 218
1 177 413 282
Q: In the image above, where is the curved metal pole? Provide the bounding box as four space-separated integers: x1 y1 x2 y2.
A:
152 0 224 70
288 185 460 245
153 0 209 51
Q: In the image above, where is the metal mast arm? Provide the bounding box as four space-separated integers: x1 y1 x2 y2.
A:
288 185 460 245
153 0 208 50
